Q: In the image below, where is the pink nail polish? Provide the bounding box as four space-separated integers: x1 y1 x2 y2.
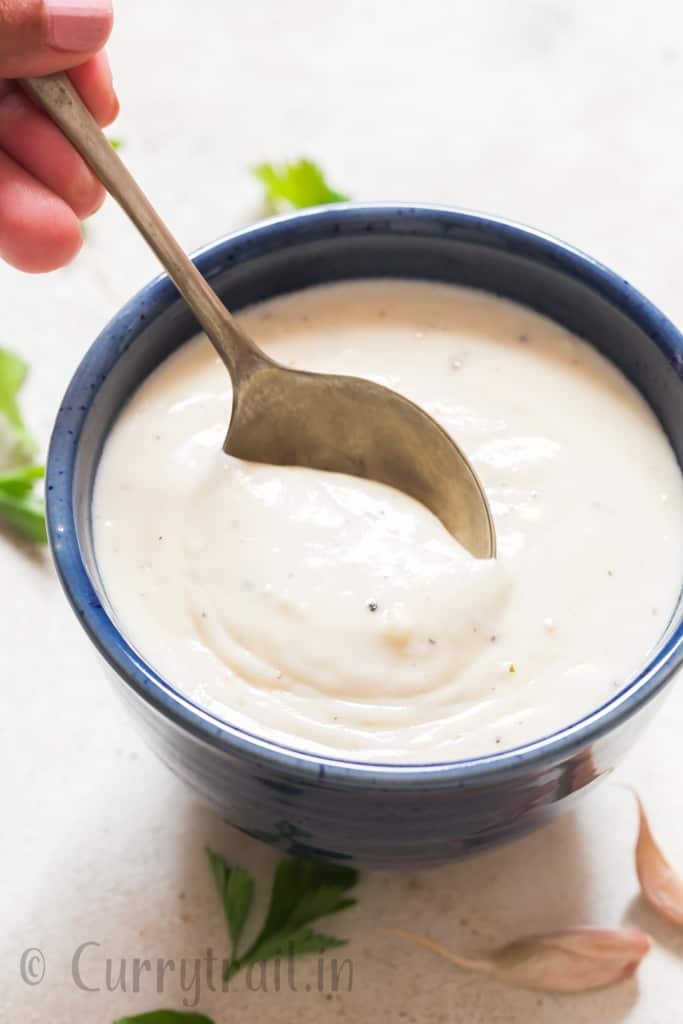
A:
46 0 113 53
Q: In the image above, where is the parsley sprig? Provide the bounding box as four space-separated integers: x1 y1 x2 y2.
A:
114 1013 213 1024
253 158 348 211
0 349 46 544
207 849 358 980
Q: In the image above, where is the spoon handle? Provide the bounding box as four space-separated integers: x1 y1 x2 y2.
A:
21 72 260 376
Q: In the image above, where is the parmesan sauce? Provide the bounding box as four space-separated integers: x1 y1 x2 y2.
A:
92 280 683 762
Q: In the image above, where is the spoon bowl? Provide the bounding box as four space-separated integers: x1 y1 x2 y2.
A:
23 72 495 558
228 354 495 556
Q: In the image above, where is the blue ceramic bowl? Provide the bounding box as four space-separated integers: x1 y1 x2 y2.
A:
47 205 683 867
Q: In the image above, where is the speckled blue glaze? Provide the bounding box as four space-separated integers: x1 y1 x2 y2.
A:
47 205 683 867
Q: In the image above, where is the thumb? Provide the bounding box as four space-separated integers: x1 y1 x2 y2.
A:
0 0 113 78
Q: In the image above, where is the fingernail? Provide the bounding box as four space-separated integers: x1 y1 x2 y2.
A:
46 0 113 53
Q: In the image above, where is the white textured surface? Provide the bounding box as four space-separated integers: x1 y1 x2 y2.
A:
2 0 683 1019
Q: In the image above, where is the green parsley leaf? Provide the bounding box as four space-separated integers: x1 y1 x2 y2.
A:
0 348 46 543
0 348 36 468
0 464 44 499
253 159 349 211
207 848 254 955
258 857 358 935
0 491 47 544
113 1012 214 1024
207 849 358 980
228 926 346 980
109 137 124 151
0 347 28 428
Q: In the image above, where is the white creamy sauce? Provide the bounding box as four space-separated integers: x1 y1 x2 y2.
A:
93 280 683 762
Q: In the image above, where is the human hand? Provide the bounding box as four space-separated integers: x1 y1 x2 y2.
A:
0 0 116 272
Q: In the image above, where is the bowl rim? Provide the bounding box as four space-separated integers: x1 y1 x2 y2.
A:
47 202 683 790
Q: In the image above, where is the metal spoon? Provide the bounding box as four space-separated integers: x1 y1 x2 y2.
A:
23 72 496 558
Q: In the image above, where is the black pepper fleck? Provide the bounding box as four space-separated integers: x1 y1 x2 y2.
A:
428 637 437 645
368 601 378 612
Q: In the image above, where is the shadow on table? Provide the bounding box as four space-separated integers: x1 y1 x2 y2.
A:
0 522 51 565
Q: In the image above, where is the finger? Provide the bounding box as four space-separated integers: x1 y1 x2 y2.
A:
0 148 82 272
0 0 113 79
67 50 118 126
0 80 104 218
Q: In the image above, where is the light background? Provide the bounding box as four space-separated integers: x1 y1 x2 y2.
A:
2 1 682 1020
